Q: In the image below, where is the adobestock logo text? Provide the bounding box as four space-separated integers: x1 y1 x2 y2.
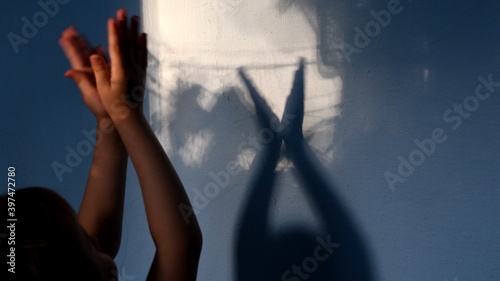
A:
7 0 70 54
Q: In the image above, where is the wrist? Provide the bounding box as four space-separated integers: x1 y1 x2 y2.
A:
95 113 111 122
109 110 152 149
93 116 124 147
108 105 145 126
101 97 141 122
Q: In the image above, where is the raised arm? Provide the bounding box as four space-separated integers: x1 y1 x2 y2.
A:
59 25 128 258
89 10 202 281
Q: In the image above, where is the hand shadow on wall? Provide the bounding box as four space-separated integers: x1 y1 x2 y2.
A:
235 59 373 281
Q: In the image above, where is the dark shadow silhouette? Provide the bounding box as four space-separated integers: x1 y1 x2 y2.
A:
278 1 500 280
235 59 373 280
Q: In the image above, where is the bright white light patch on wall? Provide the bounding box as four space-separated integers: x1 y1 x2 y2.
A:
178 129 214 167
196 87 218 112
142 2 343 279
143 1 342 108
236 148 256 171
143 0 342 169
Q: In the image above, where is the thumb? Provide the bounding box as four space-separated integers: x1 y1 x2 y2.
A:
65 69 86 83
90 54 110 91
65 69 94 93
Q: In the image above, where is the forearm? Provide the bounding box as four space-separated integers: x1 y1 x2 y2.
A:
112 112 202 257
84 10 201 279
78 117 128 258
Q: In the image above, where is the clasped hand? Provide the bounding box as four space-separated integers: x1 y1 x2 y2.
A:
59 9 147 122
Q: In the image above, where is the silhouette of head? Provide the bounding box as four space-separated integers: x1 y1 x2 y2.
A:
1 187 117 281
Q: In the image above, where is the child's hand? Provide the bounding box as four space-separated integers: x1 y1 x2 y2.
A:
59 27 109 118
90 10 148 122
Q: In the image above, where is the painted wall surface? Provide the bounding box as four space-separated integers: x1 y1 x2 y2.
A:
1 0 500 281
141 0 500 281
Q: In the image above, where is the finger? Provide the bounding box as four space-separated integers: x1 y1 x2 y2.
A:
238 68 276 128
117 9 127 40
74 33 93 65
139 33 148 72
65 69 95 94
238 68 261 103
282 58 305 136
130 16 139 64
60 38 92 69
117 9 127 25
59 26 93 69
116 9 130 67
93 45 108 63
59 28 86 69
90 54 110 91
107 18 125 80
65 67 94 78
284 58 305 114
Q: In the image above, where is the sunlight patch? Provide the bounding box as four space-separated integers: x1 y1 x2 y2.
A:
196 88 217 112
236 148 256 170
178 129 214 167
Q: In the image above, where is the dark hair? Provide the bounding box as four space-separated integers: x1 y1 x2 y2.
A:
1 187 107 280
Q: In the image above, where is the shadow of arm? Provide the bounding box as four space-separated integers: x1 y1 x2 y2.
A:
282 59 374 280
